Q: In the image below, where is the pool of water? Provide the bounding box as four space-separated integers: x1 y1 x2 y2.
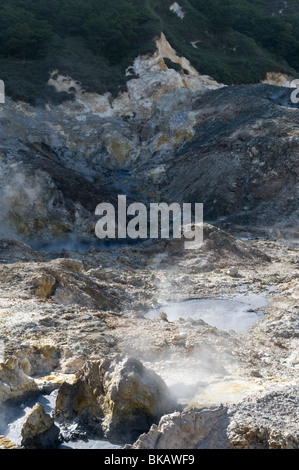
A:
146 293 269 333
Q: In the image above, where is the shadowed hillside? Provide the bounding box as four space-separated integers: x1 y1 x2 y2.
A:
0 0 299 104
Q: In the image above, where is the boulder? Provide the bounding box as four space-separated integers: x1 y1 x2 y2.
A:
54 355 177 442
126 406 230 449
21 402 60 449
0 357 37 404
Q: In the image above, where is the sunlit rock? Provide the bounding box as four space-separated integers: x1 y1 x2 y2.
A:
262 72 294 87
126 406 230 449
0 435 19 449
54 356 177 442
0 358 37 404
227 386 299 449
21 402 60 449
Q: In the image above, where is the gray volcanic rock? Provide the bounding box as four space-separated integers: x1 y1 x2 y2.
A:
119 84 299 238
125 406 230 449
127 385 299 449
0 257 121 310
0 82 298 244
227 385 299 449
142 84 299 230
0 239 43 264
0 141 117 244
0 357 37 404
155 223 271 272
54 356 177 443
21 402 60 449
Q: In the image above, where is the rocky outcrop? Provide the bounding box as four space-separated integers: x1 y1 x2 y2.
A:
0 239 43 264
262 72 295 87
154 223 271 272
0 35 222 243
127 385 299 449
134 84 299 231
0 358 37 404
54 356 177 443
0 66 298 243
0 257 121 310
0 143 117 244
227 385 299 449
48 34 223 120
21 402 60 449
125 406 230 449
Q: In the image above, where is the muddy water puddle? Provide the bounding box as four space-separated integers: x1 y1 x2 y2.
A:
146 293 269 333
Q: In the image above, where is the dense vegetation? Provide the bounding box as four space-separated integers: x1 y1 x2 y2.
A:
0 0 298 104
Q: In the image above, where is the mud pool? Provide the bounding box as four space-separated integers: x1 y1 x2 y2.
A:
146 294 269 333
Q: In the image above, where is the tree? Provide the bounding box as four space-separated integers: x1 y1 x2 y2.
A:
0 5 53 59
83 0 143 62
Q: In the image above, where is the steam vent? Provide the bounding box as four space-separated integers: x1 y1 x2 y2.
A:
0 0 298 454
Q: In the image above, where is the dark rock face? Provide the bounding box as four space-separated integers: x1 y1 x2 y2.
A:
0 82 295 313
21 423 60 449
146 85 299 229
54 356 177 443
0 239 43 263
0 83 298 245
